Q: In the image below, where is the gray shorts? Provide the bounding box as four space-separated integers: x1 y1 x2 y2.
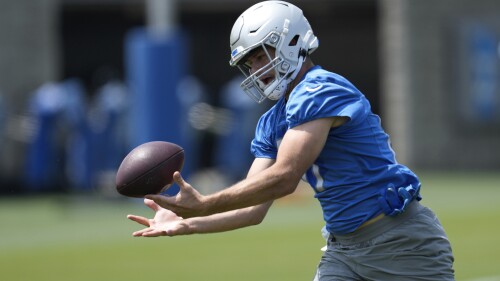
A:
313 202 455 281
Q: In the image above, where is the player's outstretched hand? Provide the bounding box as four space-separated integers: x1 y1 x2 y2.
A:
127 198 189 237
145 171 207 218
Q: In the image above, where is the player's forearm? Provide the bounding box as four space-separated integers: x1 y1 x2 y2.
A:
203 165 299 215
185 203 272 234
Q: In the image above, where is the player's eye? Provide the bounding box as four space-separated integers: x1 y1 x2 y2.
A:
240 48 267 72
243 60 252 69
255 52 267 63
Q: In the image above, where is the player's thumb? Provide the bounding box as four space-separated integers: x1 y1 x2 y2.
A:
173 171 187 189
144 198 160 211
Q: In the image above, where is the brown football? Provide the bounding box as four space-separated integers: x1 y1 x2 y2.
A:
115 141 184 198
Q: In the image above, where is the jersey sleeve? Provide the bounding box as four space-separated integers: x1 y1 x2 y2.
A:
286 81 371 128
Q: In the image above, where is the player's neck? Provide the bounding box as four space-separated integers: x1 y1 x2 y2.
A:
285 59 315 100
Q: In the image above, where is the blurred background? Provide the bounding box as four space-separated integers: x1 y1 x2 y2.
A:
0 0 499 280
0 0 498 195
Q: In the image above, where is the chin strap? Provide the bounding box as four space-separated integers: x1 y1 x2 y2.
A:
264 52 306 100
267 18 307 100
290 53 305 80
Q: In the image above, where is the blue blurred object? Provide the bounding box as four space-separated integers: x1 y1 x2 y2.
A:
468 23 499 121
60 79 91 191
125 27 188 195
24 82 68 191
90 81 129 191
0 92 5 181
25 79 132 193
456 21 500 124
176 76 208 180
0 92 5 140
65 80 130 192
214 76 265 181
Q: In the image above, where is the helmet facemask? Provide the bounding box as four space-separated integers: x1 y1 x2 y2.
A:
235 31 305 103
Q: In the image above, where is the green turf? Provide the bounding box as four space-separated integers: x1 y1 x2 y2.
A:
417 172 500 280
0 172 499 281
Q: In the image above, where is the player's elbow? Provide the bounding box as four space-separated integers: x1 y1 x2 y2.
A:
276 182 297 198
274 167 302 197
246 203 272 226
248 213 266 226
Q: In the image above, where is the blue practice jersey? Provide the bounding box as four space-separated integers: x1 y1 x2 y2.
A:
251 65 420 235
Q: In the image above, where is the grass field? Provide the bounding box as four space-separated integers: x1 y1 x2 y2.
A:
0 171 499 281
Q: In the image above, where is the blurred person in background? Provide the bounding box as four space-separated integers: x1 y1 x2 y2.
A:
128 1 455 280
0 92 4 139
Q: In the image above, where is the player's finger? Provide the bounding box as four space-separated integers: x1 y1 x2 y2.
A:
145 194 172 206
173 171 186 188
132 227 153 237
141 229 167 237
134 226 164 237
145 194 177 211
127 214 150 227
144 198 160 211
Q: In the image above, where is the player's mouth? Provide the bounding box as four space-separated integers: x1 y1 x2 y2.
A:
260 76 274 86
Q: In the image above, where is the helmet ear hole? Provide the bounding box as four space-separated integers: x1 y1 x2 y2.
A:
288 34 299 46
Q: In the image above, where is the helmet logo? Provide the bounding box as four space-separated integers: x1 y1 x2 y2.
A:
231 46 245 59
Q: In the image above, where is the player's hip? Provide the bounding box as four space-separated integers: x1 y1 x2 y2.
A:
319 202 455 280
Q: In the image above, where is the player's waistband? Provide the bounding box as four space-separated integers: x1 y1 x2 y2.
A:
330 201 422 246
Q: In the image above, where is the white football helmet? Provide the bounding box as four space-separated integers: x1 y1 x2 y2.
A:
229 1 319 103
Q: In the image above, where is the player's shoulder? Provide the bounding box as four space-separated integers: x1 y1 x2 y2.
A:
290 67 357 104
301 66 357 91
284 66 374 129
